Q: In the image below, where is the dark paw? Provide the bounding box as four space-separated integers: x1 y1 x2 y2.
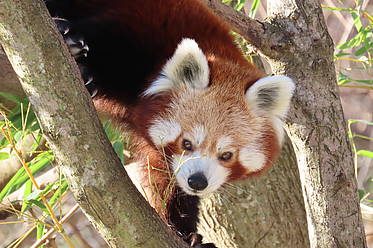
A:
84 76 99 98
185 233 217 248
194 244 217 248
187 233 202 247
53 18 98 98
53 17 70 35
65 34 89 58
53 18 89 59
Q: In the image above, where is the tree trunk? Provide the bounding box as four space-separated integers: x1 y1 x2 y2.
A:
200 0 367 247
0 0 188 247
0 46 24 108
266 1 366 247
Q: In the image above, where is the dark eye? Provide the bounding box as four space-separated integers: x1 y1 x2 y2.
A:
219 152 233 161
182 139 193 151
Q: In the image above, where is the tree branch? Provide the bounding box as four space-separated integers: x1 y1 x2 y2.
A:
202 0 367 247
0 0 188 247
201 0 286 57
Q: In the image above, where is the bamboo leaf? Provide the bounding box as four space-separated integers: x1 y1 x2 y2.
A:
0 152 10 160
357 150 373 158
249 0 260 18
25 189 43 201
234 0 246 11
337 32 363 49
0 152 54 202
28 199 48 214
48 180 69 207
0 92 24 104
37 222 45 242
21 180 33 212
321 5 354 12
113 141 125 164
358 189 366 200
351 11 362 31
354 45 369 56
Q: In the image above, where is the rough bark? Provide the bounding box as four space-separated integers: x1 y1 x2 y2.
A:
266 1 366 247
202 0 366 247
0 1 188 247
0 46 24 108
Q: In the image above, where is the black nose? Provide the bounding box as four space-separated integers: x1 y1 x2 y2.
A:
188 173 208 191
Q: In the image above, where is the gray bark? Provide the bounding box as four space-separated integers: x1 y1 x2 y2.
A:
0 0 188 247
202 0 367 247
0 46 24 108
267 1 366 247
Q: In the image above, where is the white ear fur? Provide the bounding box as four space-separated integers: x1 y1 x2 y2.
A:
143 38 209 96
245 75 295 118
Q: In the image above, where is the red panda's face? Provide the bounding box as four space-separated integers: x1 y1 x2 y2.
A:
145 39 295 196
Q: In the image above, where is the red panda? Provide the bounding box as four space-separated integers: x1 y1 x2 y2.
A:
47 0 295 247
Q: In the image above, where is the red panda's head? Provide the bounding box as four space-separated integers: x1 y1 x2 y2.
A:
144 39 295 196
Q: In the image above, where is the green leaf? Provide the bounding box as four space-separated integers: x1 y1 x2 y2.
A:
0 152 54 202
48 180 69 207
31 132 43 152
354 45 369 56
0 92 24 104
0 167 27 202
334 52 350 58
103 121 121 141
21 180 33 212
337 73 351 85
37 223 45 241
357 150 373 158
354 79 373 84
348 119 373 126
25 189 43 201
234 0 246 11
321 5 354 12
358 189 366 200
338 36 361 50
351 11 363 31
0 152 10 160
21 182 57 213
113 141 125 164
29 199 48 214
249 0 260 18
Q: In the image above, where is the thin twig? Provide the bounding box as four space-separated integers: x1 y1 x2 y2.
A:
0 118 75 248
30 204 80 248
338 84 373 90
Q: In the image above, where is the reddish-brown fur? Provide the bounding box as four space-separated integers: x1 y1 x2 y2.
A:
62 0 280 222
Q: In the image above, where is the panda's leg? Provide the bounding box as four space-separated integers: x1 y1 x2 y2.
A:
53 18 98 98
168 188 218 248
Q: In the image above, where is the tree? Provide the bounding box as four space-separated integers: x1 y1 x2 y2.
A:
201 0 367 247
0 0 367 247
0 0 188 247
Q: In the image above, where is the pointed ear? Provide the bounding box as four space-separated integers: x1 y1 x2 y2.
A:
143 38 209 96
245 75 295 118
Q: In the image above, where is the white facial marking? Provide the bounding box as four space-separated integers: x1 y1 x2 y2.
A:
272 117 285 145
172 152 230 196
245 75 295 118
239 147 266 171
191 125 205 145
143 38 209 96
148 118 181 146
216 136 233 151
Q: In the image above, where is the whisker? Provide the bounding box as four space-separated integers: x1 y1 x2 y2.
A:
224 182 250 195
